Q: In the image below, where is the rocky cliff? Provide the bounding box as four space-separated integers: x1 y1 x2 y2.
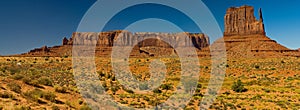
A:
63 31 209 49
224 5 265 37
206 5 300 58
20 31 209 57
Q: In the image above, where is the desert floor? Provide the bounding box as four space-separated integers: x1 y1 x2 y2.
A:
0 56 299 109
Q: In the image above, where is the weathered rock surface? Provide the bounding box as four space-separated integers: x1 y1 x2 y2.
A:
20 31 209 57
201 5 300 58
224 5 265 37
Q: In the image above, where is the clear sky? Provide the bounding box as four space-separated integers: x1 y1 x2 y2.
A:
0 0 299 55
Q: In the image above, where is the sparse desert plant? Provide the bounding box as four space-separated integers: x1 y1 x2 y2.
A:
23 89 44 102
161 84 173 90
54 85 67 93
42 92 56 102
15 106 32 110
80 104 92 110
78 99 84 105
38 77 53 86
12 74 24 80
7 82 22 93
0 92 14 99
123 88 134 94
231 79 247 92
51 105 59 110
139 83 149 90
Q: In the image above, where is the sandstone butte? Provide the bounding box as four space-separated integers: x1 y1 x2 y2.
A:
15 5 300 58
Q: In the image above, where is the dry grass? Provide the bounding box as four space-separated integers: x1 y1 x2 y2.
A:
0 56 299 109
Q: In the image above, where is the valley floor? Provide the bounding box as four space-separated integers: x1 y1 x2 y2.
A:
0 57 299 109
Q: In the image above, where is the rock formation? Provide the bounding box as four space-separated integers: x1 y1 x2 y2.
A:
20 31 209 57
16 5 300 58
224 5 265 37
28 46 49 53
206 5 300 58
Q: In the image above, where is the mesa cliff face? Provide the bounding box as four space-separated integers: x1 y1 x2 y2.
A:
20 31 209 57
63 31 209 49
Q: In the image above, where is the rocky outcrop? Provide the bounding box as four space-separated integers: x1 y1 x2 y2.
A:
224 5 265 37
29 46 49 53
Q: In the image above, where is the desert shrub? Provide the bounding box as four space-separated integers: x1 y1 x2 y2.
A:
44 57 49 61
197 83 202 88
231 79 247 92
12 74 24 80
23 89 55 102
78 99 84 105
23 89 44 102
0 92 14 99
139 83 149 90
111 86 119 94
120 100 128 104
22 77 31 84
51 106 59 110
161 84 173 90
42 92 56 102
7 83 22 93
15 106 31 110
23 78 42 88
143 96 150 101
153 88 162 93
124 88 134 94
276 101 287 109
63 55 68 58
262 88 271 93
80 105 92 110
54 85 67 93
38 77 53 86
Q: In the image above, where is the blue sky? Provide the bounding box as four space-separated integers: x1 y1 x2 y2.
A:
0 0 299 55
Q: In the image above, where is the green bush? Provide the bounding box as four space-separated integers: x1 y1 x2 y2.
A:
23 89 56 102
7 83 22 93
139 83 149 90
80 105 92 110
54 85 67 93
51 106 59 110
15 106 31 110
23 78 42 88
0 92 14 99
231 79 247 92
161 84 173 90
38 77 53 86
12 74 24 80
153 88 162 93
42 92 56 102
23 89 44 102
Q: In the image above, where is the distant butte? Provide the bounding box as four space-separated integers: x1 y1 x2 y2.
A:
15 5 300 58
